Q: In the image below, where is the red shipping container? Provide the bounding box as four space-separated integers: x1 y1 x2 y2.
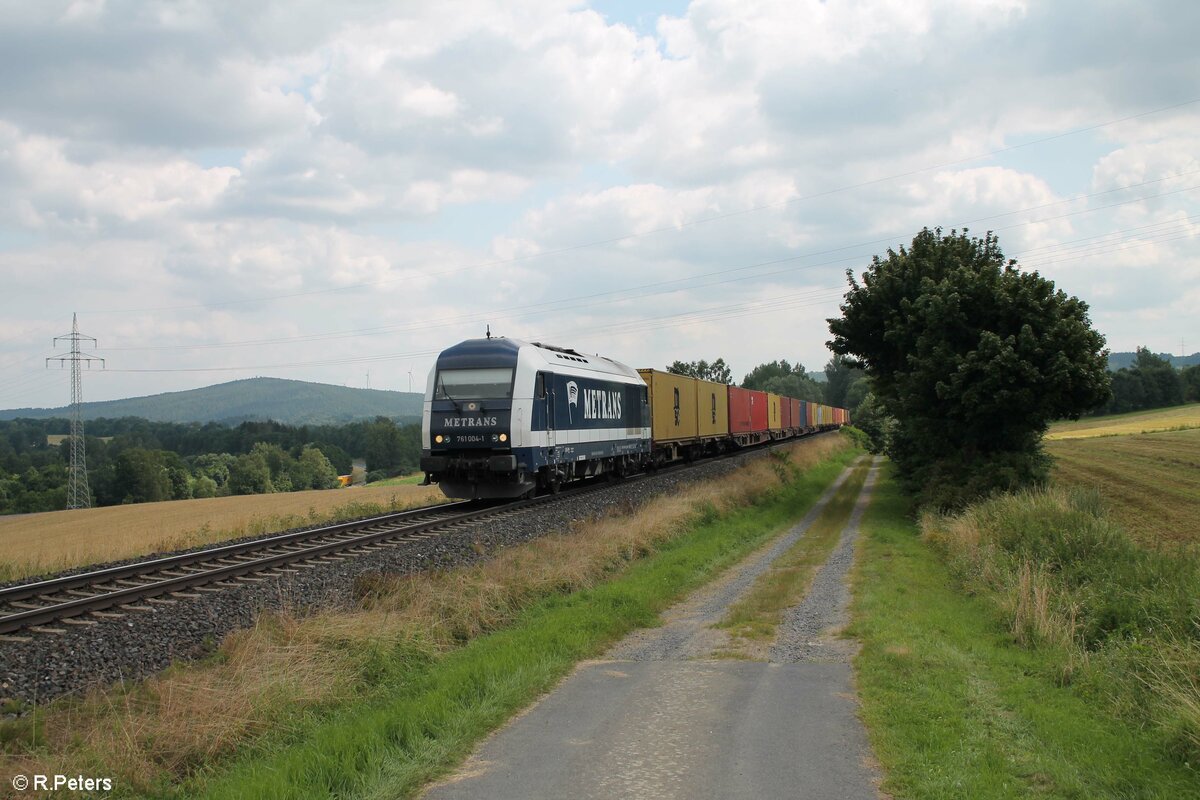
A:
790 398 801 430
728 386 770 434
780 397 793 430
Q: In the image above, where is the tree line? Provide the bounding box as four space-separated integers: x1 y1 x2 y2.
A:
1099 348 1200 414
665 354 864 409
0 417 421 515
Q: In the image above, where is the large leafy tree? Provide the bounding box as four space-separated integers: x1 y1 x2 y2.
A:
828 227 1110 508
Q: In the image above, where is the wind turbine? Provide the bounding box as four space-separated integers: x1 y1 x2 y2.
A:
408 366 415 394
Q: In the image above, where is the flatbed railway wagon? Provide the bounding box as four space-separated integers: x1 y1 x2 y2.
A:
728 385 770 446
637 369 729 463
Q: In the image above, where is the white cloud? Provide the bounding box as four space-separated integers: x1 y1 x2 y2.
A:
0 0 1198 407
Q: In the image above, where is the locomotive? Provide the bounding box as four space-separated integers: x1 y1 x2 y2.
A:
419 337 651 499
420 337 849 500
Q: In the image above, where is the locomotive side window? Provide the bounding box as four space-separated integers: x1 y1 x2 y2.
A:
536 372 546 399
435 367 514 399
673 387 680 425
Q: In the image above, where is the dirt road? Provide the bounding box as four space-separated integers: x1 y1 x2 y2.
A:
424 458 884 800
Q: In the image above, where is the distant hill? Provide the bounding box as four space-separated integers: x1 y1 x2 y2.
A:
1107 351 1200 371
0 377 423 426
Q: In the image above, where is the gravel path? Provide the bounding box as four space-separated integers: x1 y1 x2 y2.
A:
0 444 800 708
424 455 887 800
606 460 858 662
770 457 881 664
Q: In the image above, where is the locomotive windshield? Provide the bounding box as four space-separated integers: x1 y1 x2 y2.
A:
435 367 514 400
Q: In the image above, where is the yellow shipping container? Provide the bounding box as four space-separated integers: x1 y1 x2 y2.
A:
767 393 782 432
695 377 729 438
638 369 699 443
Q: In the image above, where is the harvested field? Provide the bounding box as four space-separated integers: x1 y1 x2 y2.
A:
1045 403 1200 440
1047 428 1200 546
0 483 446 582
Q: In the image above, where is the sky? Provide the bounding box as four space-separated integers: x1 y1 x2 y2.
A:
0 0 1197 409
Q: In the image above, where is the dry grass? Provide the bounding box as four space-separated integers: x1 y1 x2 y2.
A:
1047 428 1200 547
0 484 447 582
1045 403 1200 440
2 436 852 793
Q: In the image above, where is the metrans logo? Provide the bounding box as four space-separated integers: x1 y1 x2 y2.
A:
441 416 499 427
582 387 622 420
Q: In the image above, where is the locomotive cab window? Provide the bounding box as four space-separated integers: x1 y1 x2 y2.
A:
535 372 546 399
434 368 514 400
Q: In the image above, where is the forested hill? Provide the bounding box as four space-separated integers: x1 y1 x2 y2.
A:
0 378 423 426
1108 351 1200 370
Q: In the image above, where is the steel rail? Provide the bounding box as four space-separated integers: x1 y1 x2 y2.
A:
0 500 476 605
0 428 840 636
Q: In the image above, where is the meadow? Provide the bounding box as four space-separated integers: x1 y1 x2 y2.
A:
0 483 446 582
1045 402 1200 440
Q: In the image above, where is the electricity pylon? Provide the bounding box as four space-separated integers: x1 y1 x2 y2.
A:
46 314 104 509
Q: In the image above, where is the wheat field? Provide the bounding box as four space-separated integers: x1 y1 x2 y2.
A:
0 483 447 581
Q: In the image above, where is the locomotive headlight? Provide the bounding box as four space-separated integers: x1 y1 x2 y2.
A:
435 435 444 444
499 433 508 442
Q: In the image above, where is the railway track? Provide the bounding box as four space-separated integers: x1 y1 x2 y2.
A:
0 432 834 640
0 492 569 638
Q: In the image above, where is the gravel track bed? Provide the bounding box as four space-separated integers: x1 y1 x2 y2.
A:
769 457 880 665
0 445 795 708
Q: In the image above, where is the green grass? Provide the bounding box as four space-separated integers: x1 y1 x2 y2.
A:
1046 402 1200 440
367 473 426 486
849 466 1198 799
1047 427 1200 546
718 459 871 645
176 450 862 799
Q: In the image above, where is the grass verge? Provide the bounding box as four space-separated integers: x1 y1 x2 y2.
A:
716 458 871 649
2 435 857 799
850 466 1198 799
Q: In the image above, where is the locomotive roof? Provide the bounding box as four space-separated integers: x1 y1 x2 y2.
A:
437 337 640 381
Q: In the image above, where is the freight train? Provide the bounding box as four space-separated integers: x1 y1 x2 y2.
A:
419 337 849 499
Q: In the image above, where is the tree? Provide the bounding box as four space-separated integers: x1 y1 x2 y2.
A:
1099 347 1187 414
228 451 274 495
742 360 824 402
111 448 173 504
1183 364 1200 402
828 227 1110 509
292 445 339 489
823 354 864 409
667 358 733 384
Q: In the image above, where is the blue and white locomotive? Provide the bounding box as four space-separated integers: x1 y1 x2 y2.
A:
419 337 652 499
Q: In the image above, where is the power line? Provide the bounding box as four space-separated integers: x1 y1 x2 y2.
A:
92 171 1200 355
78 97 1200 317
45 314 104 510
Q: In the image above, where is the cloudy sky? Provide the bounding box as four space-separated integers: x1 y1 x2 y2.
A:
1 0 1197 409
